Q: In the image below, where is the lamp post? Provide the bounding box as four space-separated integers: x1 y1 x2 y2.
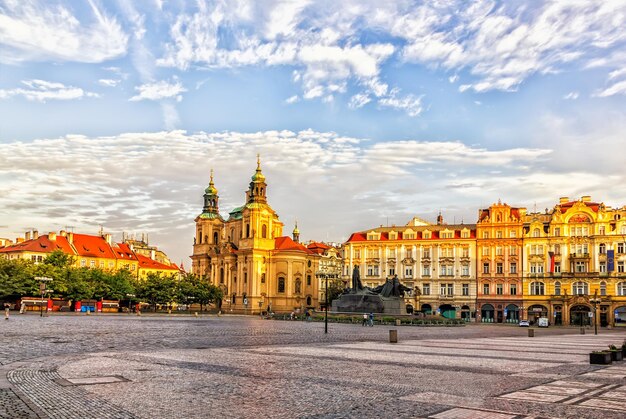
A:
590 290 601 336
35 276 53 318
316 259 339 334
126 293 135 314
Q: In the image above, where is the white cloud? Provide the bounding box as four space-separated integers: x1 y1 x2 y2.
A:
595 80 626 97
0 79 99 102
129 80 187 101
0 0 128 63
348 93 370 109
378 90 423 117
563 91 579 100
285 95 299 104
98 79 119 87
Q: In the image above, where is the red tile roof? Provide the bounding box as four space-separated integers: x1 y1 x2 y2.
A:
0 234 75 255
274 236 314 253
136 253 178 271
112 242 138 260
71 234 117 259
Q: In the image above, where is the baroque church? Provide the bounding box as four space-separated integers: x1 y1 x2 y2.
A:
190 157 321 314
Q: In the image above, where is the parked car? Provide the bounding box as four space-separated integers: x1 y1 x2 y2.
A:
518 320 530 327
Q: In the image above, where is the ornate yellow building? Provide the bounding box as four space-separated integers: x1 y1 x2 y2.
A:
476 202 525 323
343 215 477 320
190 159 320 314
522 196 626 327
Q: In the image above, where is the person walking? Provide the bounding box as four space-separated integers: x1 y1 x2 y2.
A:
4 303 10 320
362 313 367 326
368 312 374 327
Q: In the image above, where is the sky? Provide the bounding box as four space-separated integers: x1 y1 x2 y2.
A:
1 0 626 266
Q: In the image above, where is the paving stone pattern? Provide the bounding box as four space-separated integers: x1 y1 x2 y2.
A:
2 314 626 418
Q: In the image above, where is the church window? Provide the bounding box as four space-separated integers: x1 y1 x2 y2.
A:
278 277 285 293
246 224 250 238
307 275 311 286
261 273 266 284
213 232 218 244
306 296 312 306
262 224 267 238
533 228 540 237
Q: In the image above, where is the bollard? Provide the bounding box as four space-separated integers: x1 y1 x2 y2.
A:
86 309 90 316
389 329 398 343
395 319 401 326
580 327 585 335
528 328 534 337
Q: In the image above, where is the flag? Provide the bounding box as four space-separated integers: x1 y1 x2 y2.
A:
548 251 555 273
607 250 614 272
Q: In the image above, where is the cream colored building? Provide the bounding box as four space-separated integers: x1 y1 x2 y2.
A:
343 215 477 319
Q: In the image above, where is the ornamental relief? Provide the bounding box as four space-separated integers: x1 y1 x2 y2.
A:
402 258 415 265
387 258 396 265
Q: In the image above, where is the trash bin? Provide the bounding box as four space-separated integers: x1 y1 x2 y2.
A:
528 329 534 337
389 330 398 343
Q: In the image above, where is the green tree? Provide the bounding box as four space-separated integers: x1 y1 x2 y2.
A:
137 273 176 311
324 278 345 307
0 258 36 300
43 249 74 268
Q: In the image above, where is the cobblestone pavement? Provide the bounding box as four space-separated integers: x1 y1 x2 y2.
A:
2 313 626 418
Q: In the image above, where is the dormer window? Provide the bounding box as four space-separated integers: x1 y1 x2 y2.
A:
423 231 431 239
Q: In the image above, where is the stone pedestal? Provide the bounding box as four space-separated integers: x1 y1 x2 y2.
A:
331 293 406 315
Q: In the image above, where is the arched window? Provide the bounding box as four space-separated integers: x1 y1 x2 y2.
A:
278 277 285 293
572 281 588 296
246 224 250 238
262 224 267 238
530 282 544 295
220 268 224 284
533 228 540 237
599 243 606 254
213 232 219 244
295 279 301 294
554 281 561 296
306 296 312 306
600 281 607 296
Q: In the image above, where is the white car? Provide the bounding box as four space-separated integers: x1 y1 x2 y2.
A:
518 320 530 327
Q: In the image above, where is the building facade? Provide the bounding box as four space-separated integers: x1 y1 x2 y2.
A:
190 159 321 314
476 202 525 323
343 215 477 320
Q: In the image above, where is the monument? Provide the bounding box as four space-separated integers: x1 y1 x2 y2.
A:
331 266 412 314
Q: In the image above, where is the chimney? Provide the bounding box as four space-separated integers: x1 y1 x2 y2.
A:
581 195 591 202
559 197 569 204
68 232 74 244
16 237 24 244
59 230 67 237
49 232 57 241
33 230 38 239
25 231 31 241
105 233 112 245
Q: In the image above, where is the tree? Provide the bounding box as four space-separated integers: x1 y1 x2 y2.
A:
0 258 36 301
43 250 74 268
324 278 345 307
136 273 176 311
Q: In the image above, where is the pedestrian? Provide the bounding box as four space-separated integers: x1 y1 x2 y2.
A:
4 303 9 320
305 309 311 322
368 312 374 326
362 313 367 326
290 311 294 320
20 302 25 314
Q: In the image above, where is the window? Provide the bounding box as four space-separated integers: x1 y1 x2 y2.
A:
388 248 396 258
423 248 431 258
530 245 544 255
599 243 606 254
440 265 453 276
554 227 560 236
262 273 267 284
461 247 469 258
354 249 360 259
462 283 469 296
99 261 104 268
441 231 453 239
482 246 490 256
461 265 469 276
509 246 517 256
422 266 430 276
405 249 412 259
510 230 517 238
510 262 517 274
619 282 626 296
461 231 470 238
496 246 503 256
530 263 544 274
599 262 606 273
244 272 247 283
496 284 503 295
483 283 490 295
404 233 415 239
496 230 503 239
599 226 605 235
278 277 285 293
496 263 503 274
306 275 311 286
554 262 561 273
389 268 395 276
618 243 625 254
573 281 588 295
81 259 86 267
440 283 453 296
483 263 490 274
533 228 540 237
554 281 561 295
367 249 379 258
510 283 517 295
422 283 430 295
575 261 587 273
440 247 453 257
530 282 545 295
483 231 489 239
405 267 413 278
600 281 607 296
618 261 625 273
261 224 267 238
90 260 95 268
367 264 379 276
554 244 561 255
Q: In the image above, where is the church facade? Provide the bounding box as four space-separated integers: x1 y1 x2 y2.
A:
190 158 320 314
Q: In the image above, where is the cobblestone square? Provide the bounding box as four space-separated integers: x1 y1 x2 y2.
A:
2 314 626 418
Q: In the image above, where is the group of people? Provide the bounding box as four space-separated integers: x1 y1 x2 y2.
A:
362 312 374 326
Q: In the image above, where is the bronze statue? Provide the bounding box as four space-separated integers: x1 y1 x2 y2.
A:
351 265 364 293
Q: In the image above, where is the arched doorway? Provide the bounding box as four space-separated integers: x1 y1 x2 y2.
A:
553 304 562 325
481 304 494 322
570 305 591 326
421 304 432 315
439 304 456 319
505 304 519 323
528 305 548 325
461 305 471 322
406 304 414 314
615 306 626 326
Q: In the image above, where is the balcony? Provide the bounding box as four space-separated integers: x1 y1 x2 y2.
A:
569 253 590 259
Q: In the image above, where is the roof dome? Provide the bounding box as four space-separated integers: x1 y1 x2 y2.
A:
205 170 218 195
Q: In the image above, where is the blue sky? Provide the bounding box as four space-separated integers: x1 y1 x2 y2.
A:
1 0 626 265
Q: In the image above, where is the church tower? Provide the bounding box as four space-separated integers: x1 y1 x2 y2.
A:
247 154 268 204
292 221 300 243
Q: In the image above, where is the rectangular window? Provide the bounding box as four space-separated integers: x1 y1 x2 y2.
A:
389 267 395 276
496 263 503 274
423 248 431 258
367 265 379 276
618 243 625 254
509 246 517 256
599 262 606 273
306 275 311 286
482 246 490 257
618 261 625 273
90 260 95 268
575 261 587 273
440 283 446 295
496 230 503 238
244 272 247 283
496 246 503 256
461 247 469 258
447 283 453 296
462 283 469 296
461 265 469 276
599 226 605 235
554 227 560 236
496 284 503 295
483 263 490 274
405 267 413 278
554 262 561 273
483 231 489 238
422 283 430 295
354 249 360 259
483 283 490 295
422 266 430 276
81 259 86 267
510 230 517 238
510 284 517 295
405 249 412 259
510 262 517 274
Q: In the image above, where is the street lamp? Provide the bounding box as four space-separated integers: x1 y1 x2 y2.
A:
35 276 53 318
590 290 601 336
316 259 339 334
126 293 135 314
